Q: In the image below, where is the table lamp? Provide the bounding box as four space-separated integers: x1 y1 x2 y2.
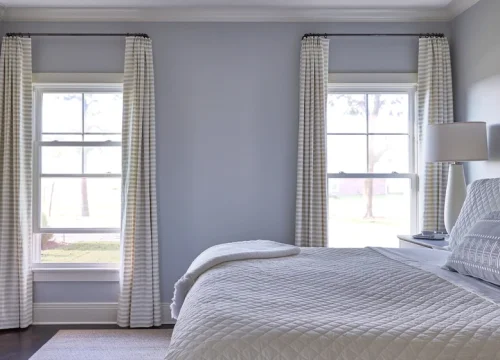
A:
425 122 488 233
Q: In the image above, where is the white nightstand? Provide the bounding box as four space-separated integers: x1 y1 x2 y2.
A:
397 235 450 251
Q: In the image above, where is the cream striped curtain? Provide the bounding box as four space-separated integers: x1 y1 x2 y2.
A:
0 37 33 330
418 37 454 232
295 37 329 247
117 36 161 328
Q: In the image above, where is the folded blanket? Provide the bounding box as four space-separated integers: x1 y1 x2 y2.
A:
170 240 300 319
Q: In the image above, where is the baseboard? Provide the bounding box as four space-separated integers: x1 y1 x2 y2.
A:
33 302 175 325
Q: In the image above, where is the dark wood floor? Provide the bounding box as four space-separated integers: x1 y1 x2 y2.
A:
0 324 174 360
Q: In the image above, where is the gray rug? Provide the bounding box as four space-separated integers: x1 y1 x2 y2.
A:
30 329 172 360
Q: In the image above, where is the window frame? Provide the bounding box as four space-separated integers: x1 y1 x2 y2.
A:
327 78 419 236
32 81 123 271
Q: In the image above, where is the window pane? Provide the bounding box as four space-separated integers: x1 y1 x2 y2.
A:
84 93 123 134
40 233 120 263
368 135 409 173
42 93 82 133
328 135 367 173
42 147 82 174
84 147 121 174
368 94 409 134
328 178 411 248
327 94 366 134
84 134 121 142
42 134 83 141
41 178 121 229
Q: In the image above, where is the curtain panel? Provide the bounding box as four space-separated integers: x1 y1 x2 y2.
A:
0 37 33 330
418 37 455 232
295 37 330 247
117 36 161 328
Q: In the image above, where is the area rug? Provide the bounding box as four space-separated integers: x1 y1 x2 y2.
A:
29 329 172 360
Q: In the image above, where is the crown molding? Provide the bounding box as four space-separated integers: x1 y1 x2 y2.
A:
447 0 482 18
0 0 481 22
3 6 451 22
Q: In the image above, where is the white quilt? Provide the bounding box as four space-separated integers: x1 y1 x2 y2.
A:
171 240 300 319
165 248 500 360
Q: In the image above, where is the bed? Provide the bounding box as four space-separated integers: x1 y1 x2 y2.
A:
164 247 500 359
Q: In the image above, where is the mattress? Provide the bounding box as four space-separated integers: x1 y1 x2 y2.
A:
165 247 500 360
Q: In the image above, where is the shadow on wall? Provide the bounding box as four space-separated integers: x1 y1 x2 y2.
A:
468 75 500 161
488 124 500 161
464 75 500 182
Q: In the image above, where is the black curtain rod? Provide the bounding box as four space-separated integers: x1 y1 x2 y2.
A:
302 32 445 39
6 32 149 38
6 32 442 40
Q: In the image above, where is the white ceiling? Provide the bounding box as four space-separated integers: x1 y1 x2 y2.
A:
3 0 454 8
0 0 481 22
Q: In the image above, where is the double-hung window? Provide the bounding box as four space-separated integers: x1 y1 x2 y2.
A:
33 83 123 266
327 75 418 248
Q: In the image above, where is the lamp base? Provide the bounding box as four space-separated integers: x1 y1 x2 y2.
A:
444 163 467 233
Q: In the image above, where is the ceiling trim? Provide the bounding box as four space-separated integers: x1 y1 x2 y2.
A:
0 0 481 23
2 6 451 22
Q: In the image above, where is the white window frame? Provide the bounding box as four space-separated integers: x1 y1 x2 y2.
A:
327 73 419 235
32 74 124 280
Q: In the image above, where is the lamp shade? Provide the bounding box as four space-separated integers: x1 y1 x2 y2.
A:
425 122 488 162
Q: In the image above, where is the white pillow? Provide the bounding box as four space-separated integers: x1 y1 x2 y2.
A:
445 211 500 286
449 178 500 250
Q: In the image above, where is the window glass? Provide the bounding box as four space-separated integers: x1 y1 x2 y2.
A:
327 94 366 134
42 134 83 141
40 177 121 229
328 178 411 248
42 93 82 133
84 93 123 134
368 135 409 173
41 147 82 174
36 87 123 264
327 89 415 249
41 233 120 264
327 135 367 173
84 147 121 174
368 94 409 134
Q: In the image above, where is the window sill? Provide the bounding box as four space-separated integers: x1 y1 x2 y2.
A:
33 267 119 282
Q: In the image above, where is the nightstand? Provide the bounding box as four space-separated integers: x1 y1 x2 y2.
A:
397 235 450 251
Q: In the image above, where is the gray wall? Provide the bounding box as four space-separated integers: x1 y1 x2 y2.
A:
3 21 449 303
451 0 500 182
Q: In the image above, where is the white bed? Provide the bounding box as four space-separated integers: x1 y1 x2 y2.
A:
165 247 500 359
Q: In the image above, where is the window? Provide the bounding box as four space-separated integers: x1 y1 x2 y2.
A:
33 84 123 265
327 78 417 248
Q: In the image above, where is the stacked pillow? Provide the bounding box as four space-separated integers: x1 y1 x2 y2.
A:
445 211 500 286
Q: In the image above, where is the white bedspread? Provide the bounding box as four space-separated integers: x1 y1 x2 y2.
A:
170 240 300 320
165 247 500 360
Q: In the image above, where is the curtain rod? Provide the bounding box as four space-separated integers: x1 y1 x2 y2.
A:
302 32 445 39
6 33 149 38
6 32 442 40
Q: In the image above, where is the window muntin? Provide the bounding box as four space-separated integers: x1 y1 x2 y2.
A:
34 85 123 264
327 86 417 248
